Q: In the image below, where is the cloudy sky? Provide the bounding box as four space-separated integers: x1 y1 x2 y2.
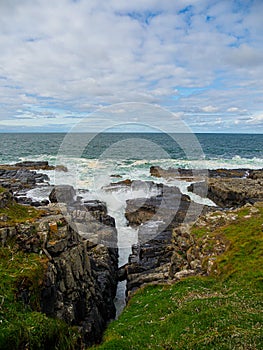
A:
0 0 263 133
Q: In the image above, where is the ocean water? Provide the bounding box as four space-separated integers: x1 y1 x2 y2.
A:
1 132 262 316
0 133 262 165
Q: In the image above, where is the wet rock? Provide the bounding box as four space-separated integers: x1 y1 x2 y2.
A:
0 166 50 193
84 200 107 220
15 161 50 168
125 185 191 226
49 185 76 204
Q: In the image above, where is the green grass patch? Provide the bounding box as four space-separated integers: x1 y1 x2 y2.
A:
0 201 43 227
93 205 263 349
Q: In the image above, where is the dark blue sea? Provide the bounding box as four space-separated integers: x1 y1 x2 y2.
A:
0 133 262 167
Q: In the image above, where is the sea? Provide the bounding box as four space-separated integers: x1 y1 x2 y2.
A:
0 132 262 316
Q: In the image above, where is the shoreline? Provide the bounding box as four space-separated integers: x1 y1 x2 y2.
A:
0 161 262 348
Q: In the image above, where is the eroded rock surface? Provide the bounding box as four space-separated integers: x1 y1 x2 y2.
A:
0 189 118 347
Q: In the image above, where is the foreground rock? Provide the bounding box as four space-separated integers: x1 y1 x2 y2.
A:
0 189 118 347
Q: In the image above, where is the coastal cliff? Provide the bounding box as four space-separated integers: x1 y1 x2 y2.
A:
0 184 118 349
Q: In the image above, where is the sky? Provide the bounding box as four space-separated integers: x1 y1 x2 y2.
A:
0 0 263 133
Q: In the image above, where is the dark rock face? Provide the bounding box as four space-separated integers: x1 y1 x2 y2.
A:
14 161 50 168
125 184 205 228
124 184 209 294
42 236 118 346
0 166 49 193
84 200 108 221
49 185 76 204
150 165 250 180
248 169 263 180
125 185 189 226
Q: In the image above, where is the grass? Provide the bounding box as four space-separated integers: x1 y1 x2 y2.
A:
92 204 263 350
0 191 43 227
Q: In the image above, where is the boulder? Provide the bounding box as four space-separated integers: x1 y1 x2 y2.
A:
49 185 76 204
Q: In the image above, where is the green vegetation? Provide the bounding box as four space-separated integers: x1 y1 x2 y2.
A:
0 245 80 350
93 204 263 350
0 192 43 227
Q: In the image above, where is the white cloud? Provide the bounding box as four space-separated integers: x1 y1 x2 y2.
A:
0 0 262 132
246 114 263 125
201 106 219 113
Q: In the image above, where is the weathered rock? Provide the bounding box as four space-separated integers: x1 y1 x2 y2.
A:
15 161 50 168
207 178 263 208
124 183 210 294
186 168 263 208
125 185 191 226
248 169 263 180
84 200 107 220
150 165 249 180
0 166 50 193
0 190 119 347
49 185 76 204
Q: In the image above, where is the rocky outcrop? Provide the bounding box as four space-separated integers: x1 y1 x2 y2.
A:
124 184 210 295
150 165 250 180
14 161 54 169
150 165 263 208
206 177 263 208
0 189 13 208
0 167 49 189
187 169 263 208
0 189 118 348
49 185 76 204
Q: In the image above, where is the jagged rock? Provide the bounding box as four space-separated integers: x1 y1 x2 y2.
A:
125 185 191 226
84 200 107 220
186 168 263 207
150 165 249 180
0 190 119 347
49 185 76 204
0 166 50 193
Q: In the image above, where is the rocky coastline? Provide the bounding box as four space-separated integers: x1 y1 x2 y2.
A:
123 166 263 297
0 162 118 348
0 161 262 348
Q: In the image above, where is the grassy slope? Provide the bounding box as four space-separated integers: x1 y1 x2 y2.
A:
93 204 263 350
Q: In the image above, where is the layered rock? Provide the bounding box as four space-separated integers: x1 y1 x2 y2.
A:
49 185 76 204
150 165 263 208
124 184 209 294
0 189 118 347
187 169 263 208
